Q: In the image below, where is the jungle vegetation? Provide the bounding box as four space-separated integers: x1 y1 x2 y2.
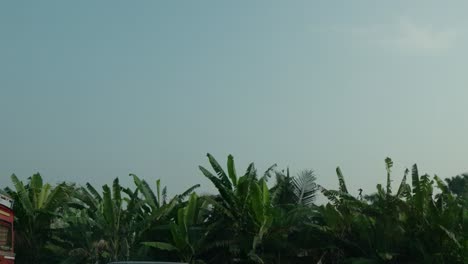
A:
3 154 468 264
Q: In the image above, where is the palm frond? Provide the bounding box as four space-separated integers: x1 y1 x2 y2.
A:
293 170 318 206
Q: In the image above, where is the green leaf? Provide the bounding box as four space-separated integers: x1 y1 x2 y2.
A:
179 184 201 202
11 174 34 214
43 183 69 212
207 153 232 190
30 173 43 208
102 184 115 228
245 163 257 179
261 180 269 207
227 154 237 187
203 196 234 219
85 182 102 202
411 164 420 196
385 157 393 195
439 225 461 248
184 193 198 226
112 178 122 207
293 170 317 206
250 182 264 223
396 168 409 198
30 173 43 190
156 179 161 207
434 175 449 193
130 173 158 209
262 163 277 181
37 183 51 209
336 167 349 194
199 166 237 212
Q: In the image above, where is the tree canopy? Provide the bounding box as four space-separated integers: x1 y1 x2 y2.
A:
3 154 468 264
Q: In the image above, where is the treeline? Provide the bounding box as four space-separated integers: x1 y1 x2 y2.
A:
3 154 468 264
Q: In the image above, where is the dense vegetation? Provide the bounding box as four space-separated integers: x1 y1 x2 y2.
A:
3 154 468 264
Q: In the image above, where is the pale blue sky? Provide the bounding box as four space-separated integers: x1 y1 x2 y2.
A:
2 1 468 196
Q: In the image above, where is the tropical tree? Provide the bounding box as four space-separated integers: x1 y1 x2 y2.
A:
445 173 468 200
51 174 200 264
264 168 321 263
46 178 146 264
5 173 73 264
5 154 468 264
271 168 318 206
129 173 200 259
49 178 132 263
143 193 208 263
199 154 273 263
317 158 467 263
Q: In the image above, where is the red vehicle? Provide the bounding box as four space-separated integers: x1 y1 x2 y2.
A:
0 194 14 264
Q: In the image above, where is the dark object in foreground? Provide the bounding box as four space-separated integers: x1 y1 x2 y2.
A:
109 262 187 264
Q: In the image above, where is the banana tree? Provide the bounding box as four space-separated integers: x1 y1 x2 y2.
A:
318 159 467 263
316 159 405 262
48 178 138 264
46 173 199 264
128 174 200 255
72 178 131 262
143 193 207 263
5 173 73 264
199 154 273 263
46 207 113 264
445 174 468 200
402 166 465 263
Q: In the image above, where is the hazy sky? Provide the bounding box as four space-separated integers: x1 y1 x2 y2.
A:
2 1 468 196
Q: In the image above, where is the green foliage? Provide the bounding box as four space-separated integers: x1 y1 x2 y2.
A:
199 154 274 263
143 193 208 263
446 173 468 200
4 155 468 264
5 173 73 263
292 170 318 206
317 158 467 263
